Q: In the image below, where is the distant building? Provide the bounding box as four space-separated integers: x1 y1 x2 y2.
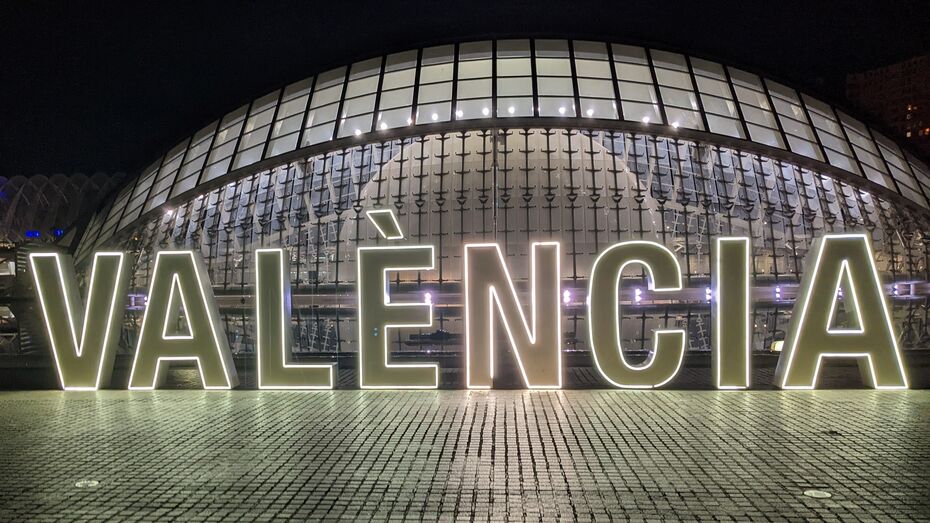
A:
0 173 123 245
847 55 930 155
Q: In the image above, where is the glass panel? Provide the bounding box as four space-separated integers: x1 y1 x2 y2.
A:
693 69 744 137
97 185 132 241
905 152 930 207
417 45 454 125
665 106 703 130
875 134 922 201
838 112 893 188
302 67 346 146
535 40 574 117
497 76 532 97
145 139 189 213
418 82 452 104
537 77 574 97
538 97 576 117
615 62 653 83
618 81 658 104
376 51 417 130
378 88 414 110
234 91 279 169
706 114 745 139
497 97 533 117
611 44 648 65
118 159 161 229
377 107 411 129
690 58 726 79
202 104 248 182
170 121 218 198
612 44 662 124
267 77 312 158
766 80 822 160
577 78 613 98
455 98 492 120
700 94 740 118
417 102 452 123
571 41 615 120
729 68 784 148
456 41 492 121
337 59 381 138
579 98 617 119
623 101 662 124
802 94 858 175
496 40 531 118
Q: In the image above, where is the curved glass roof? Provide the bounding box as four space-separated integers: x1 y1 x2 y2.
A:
84 39 930 249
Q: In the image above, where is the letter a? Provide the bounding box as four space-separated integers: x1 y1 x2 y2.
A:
30 252 129 390
129 251 238 389
775 234 908 389
464 242 561 389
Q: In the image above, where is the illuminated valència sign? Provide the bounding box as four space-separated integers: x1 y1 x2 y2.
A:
29 209 909 391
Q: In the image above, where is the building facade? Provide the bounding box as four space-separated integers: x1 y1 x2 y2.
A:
57 40 930 383
847 55 930 156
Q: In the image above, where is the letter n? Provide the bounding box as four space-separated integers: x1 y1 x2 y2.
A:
464 242 561 389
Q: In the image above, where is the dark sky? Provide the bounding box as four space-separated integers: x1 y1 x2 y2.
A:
2 0 929 177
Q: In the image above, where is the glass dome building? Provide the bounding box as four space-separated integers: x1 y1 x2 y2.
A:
69 39 930 384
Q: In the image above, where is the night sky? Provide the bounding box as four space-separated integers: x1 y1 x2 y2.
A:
2 0 929 178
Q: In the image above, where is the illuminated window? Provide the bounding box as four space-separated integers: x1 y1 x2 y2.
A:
536 39 576 117
612 44 662 124
267 78 312 157
496 39 533 117
838 112 894 189
875 134 926 206
651 50 703 130
572 41 616 119
170 121 218 198
233 91 279 170
905 152 930 206
376 51 417 129
337 58 382 138
417 45 454 124
118 159 161 229
728 68 785 149
202 104 248 183
145 140 188 214
455 41 492 120
803 94 860 175
691 58 745 139
302 67 347 146
766 80 822 161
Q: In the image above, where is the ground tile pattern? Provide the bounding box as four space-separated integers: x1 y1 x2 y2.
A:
0 390 927 521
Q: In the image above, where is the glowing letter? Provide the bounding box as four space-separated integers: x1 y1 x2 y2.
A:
587 241 685 388
255 248 334 389
464 242 561 389
775 234 908 389
712 237 751 389
357 245 437 388
129 251 238 390
365 209 404 240
29 252 129 390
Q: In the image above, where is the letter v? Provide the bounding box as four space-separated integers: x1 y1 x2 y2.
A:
29 252 129 390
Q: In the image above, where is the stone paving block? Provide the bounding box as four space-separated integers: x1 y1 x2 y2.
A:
0 390 926 521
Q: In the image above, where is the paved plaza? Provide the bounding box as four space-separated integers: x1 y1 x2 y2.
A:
0 390 927 521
